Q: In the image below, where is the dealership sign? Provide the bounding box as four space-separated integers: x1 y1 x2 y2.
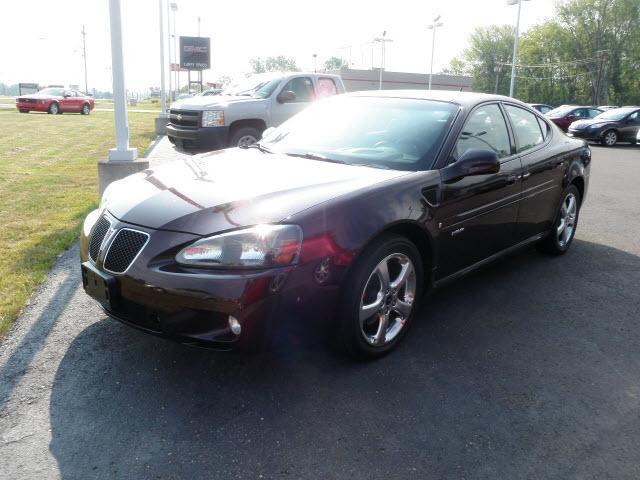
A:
179 36 210 70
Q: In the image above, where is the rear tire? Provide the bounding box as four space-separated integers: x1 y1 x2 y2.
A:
81 103 90 115
229 126 261 148
19 109 29 113
602 129 617 147
537 185 581 256
48 102 59 115
336 234 424 359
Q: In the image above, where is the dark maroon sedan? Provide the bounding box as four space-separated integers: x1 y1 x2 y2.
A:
81 91 590 358
16 87 94 115
545 105 602 132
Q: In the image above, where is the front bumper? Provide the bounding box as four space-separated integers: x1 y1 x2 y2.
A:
16 101 48 111
166 124 229 151
80 211 340 350
567 128 603 142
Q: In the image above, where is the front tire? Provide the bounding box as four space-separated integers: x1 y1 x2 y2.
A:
48 102 59 115
229 126 261 148
336 235 423 359
81 103 90 115
602 129 617 147
19 109 29 113
537 185 581 255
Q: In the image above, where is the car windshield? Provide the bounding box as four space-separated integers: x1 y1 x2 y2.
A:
223 75 282 98
595 108 636 121
37 87 64 96
546 106 574 117
260 96 459 171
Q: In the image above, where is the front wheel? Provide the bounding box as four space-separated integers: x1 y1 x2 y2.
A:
336 235 423 359
81 103 90 115
537 185 580 255
602 130 617 147
48 102 59 115
229 127 261 148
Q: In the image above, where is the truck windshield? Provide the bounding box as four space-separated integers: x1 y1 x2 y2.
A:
260 96 459 171
223 75 282 98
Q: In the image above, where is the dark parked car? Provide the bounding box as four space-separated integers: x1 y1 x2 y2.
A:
80 91 590 358
545 105 602 132
567 107 640 146
528 103 553 114
16 87 94 115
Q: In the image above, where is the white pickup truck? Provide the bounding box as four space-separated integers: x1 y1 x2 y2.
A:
166 72 346 151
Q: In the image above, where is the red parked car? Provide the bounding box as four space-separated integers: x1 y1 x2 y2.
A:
16 87 95 115
544 105 602 132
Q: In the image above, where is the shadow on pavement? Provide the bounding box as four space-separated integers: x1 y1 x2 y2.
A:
49 240 640 479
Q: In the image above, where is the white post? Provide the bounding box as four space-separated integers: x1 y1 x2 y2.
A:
166 0 173 101
159 0 166 115
428 26 437 90
509 0 523 98
108 0 136 161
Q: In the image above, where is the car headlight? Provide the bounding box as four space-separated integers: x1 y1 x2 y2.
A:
176 224 303 269
100 182 115 209
202 110 224 127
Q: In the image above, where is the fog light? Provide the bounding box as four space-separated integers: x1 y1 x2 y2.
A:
228 315 241 336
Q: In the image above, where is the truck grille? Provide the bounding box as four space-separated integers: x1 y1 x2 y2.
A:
169 109 200 128
89 216 112 261
103 229 149 274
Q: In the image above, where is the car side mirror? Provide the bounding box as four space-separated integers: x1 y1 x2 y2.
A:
277 90 296 103
262 127 276 139
441 149 500 184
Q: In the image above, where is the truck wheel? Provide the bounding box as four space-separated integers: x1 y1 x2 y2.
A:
230 127 261 148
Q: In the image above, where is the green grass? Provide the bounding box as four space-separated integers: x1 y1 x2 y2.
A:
0 109 157 336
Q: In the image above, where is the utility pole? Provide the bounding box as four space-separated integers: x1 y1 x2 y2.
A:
171 3 179 96
81 25 88 94
166 0 173 101
197 16 201 36
374 31 393 90
426 16 443 90
507 0 530 98
313 53 317 73
156 0 167 134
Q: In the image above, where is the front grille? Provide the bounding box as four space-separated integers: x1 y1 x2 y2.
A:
169 109 200 128
18 98 36 103
89 216 111 261
103 229 149 273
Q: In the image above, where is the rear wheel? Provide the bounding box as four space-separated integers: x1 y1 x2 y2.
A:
537 185 580 255
602 129 617 146
19 109 29 113
48 102 59 115
81 103 90 115
229 126 261 148
336 235 423 359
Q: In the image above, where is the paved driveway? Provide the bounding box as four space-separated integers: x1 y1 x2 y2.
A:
1 146 639 479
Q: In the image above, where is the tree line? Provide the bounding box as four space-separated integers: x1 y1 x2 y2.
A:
444 0 640 106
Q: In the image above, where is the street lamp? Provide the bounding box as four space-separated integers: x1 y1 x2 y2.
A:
426 15 443 90
373 31 393 90
507 0 531 98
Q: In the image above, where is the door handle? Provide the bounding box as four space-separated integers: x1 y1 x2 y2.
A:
522 172 531 180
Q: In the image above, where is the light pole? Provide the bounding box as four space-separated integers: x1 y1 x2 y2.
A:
507 0 530 98
426 15 443 90
166 0 172 101
312 53 317 73
81 25 88 94
158 0 166 115
373 31 393 90
171 2 178 97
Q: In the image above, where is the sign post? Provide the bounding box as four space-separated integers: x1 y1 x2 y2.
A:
179 36 210 94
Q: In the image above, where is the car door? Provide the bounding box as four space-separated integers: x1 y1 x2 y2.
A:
61 90 76 111
435 102 524 279
506 105 564 241
620 110 640 141
270 76 315 126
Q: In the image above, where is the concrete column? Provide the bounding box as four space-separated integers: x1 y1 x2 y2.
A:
99 0 147 195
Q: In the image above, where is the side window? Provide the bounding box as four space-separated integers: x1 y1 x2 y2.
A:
537 117 550 140
452 103 511 161
505 105 544 153
317 78 338 99
572 109 584 118
589 109 601 118
541 106 551 114
628 111 640 124
281 77 314 103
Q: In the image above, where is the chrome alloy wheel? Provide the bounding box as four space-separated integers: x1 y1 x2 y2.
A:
359 253 416 346
557 192 577 247
236 135 257 147
604 130 617 146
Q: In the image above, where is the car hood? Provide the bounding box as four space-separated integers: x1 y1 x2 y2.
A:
105 148 409 235
570 119 609 129
170 95 265 111
20 93 59 99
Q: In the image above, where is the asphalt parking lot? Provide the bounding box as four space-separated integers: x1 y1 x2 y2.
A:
0 145 639 479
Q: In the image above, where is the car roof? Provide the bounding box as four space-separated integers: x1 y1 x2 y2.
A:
346 89 530 108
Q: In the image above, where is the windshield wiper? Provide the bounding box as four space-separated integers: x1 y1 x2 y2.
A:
284 152 347 164
241 142 273 153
